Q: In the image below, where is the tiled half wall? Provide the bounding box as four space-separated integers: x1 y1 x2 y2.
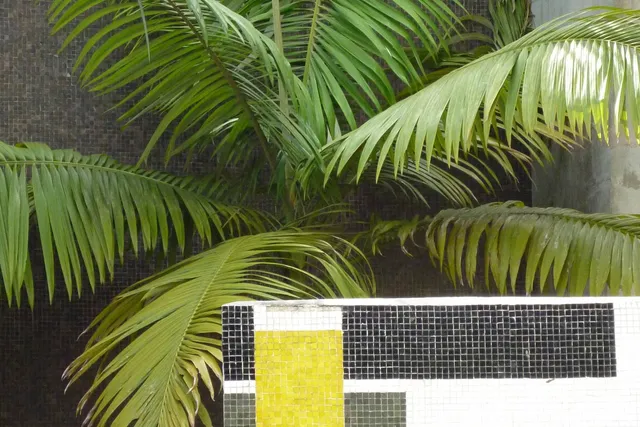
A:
222 297 640 427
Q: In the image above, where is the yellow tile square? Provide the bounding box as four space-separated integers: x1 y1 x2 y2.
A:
255 330 344 427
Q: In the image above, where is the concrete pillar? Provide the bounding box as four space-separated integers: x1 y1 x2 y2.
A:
531 0 640 214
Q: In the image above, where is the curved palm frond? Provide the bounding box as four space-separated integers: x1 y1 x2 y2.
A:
427 202 640 296
49 0 321 170
326 8 640 181
489 0 533 48
301 112 575 209
351 214 431 257
402 1 532 98
396 13 495 101
239 0 461 141
373 157 495 207
64 230 374 427
0 142 271 306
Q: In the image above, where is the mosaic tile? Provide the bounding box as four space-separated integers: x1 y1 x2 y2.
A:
345 393 406 427
223 298 640 426
224 394 256 427
222 306 255 381
342 303 616 380
254 330 344 427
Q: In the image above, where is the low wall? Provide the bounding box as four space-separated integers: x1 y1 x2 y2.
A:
222 297 640 426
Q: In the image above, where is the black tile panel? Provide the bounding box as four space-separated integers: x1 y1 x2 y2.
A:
343 304 616 380
222 306 255 381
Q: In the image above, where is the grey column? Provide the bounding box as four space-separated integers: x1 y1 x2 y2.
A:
531 0 640 214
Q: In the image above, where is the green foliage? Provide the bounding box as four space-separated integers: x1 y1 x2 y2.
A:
489 0 533 48
327 8 640 181
49 0 320 173
427 202 640 296
64 230 373 427
245 0 461 140
0 141 269 306
359 202 640 297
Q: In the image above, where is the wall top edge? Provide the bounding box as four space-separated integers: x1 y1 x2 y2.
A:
224 296 640 308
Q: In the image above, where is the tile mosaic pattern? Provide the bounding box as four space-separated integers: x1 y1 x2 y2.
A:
255 330 344 427
344 393 406 427
223 298 640 427
222 306 255 381
342 303 616 380
224 394 256 427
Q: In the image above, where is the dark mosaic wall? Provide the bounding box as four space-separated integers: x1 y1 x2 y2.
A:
0 0 526 425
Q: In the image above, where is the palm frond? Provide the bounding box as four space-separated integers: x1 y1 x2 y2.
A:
373 158 491 207
64 230 374 427
238 0 461 141
326 8 640 181
489 0 533 48
49 0 321 170
397 13 495 100
0 141 270 306
427 201 640 296
352 214 431 256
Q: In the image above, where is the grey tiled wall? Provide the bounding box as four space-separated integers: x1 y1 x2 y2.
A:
0 0 519 425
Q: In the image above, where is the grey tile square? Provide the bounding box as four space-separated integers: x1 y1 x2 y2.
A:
345 392 406 427
224 393 256 427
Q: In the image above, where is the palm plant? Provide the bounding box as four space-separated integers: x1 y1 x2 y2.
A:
4 0 640 424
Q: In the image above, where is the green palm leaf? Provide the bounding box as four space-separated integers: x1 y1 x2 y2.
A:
302 114 574 208
327 7 640 181
374 157 494 207
0 141 270 306
49 0 320 170
64 230 374 427
234 0 460 140
427 201 640 296
489 0 533 48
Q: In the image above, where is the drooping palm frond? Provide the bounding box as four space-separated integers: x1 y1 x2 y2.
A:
64 230 374 427
49 0 321 171
373 157 494 207
396 13 495 101
327 8 640 181
402 1 532 97
0 142 271 306
234 0 461 141
427 202 640 296
489 0 533 48
351 214 431 256
301 111 576 210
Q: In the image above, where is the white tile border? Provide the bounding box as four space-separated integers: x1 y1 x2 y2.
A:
253 305 342 331
224 380 256 394
227 296 640 308
345 378 636 427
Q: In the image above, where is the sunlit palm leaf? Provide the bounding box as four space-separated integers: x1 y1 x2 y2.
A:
49 0 320 170
327 8 640 181
64 230 374 427
427 201 640 296
303 114 575 208
0 141 270 306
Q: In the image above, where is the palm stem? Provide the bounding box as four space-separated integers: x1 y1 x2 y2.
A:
302 0 322 85
271 0 288 114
